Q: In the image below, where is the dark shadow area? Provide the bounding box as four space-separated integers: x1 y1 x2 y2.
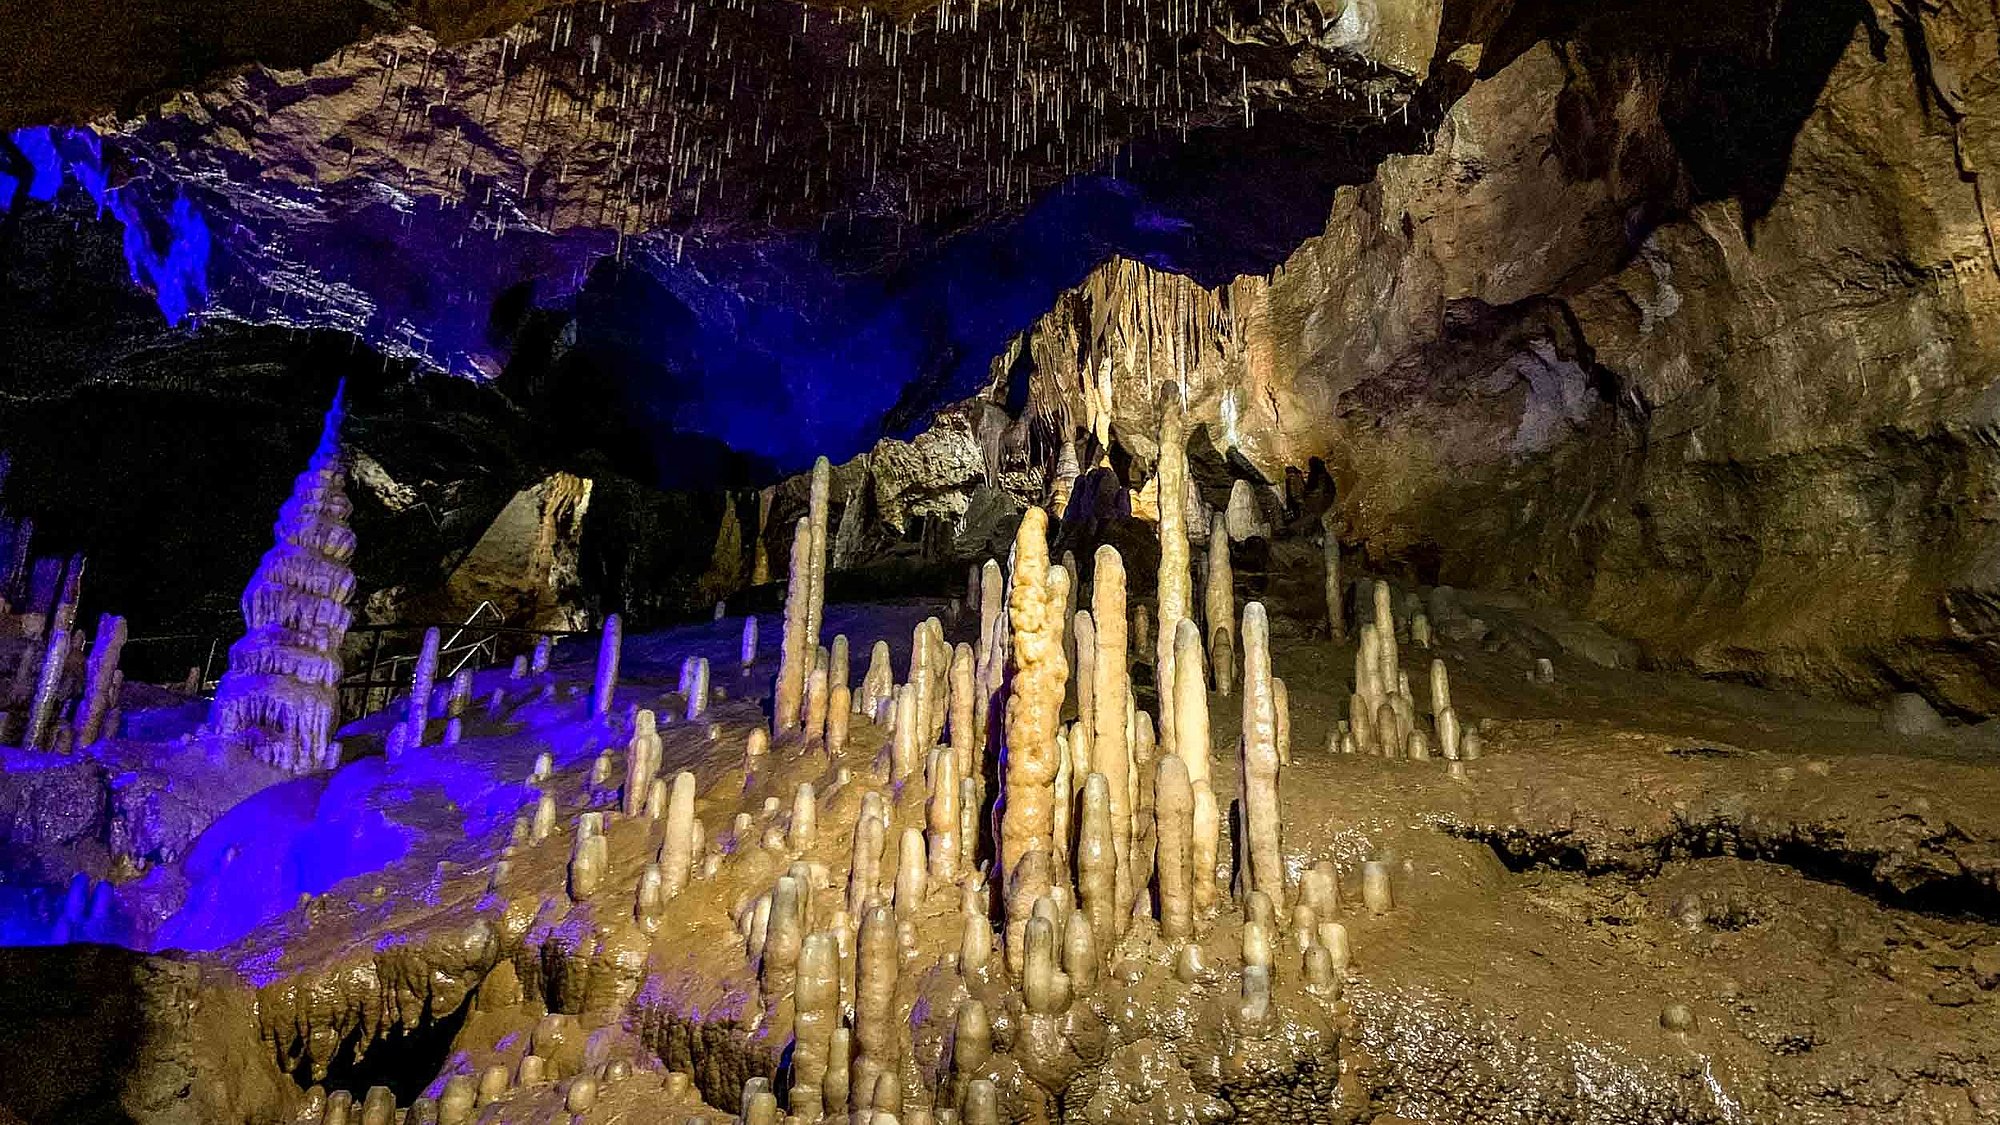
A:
0 944 181 1124
299 998 472 1106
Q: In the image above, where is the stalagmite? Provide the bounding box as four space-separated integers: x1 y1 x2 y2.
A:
928 750 959 883
1203 515 1232 695
1376 700 1400 758
790 783 817 851
1361 860 1394 914
208 384 355 772
1321 510 1344 640
1239 603 1283 900
568 826 605 900
848 811 885 918
829 634 850 694
804 659 830 742
775 519 813 735
957 775 979 875
895 827 928 913
1224 479 1268 542
892 683 920 780
1090 544 1132 917
1022 914 1070 1013
964 1079 1000 1125
531 636 551 675
1437 706 1462 761
73 613 125 746
791 931 838 1117
828 686 851 754
806 457 831 647
763 875 806 988
591 613 621 718
1372 581 1399 686
947 641 975 772
685 656 711 721
1192 780 1220 917
636 864 664 931
1155 393 1189 759
1001 507 1066 962
660 771 698 898
23 621 68 753
972 558 1004 739
446 668 471 719
1273 676 1291 766
1077 772 1116 959
742 615 758 670
860 640 891 716
623 710 660 816
1155 753 1194 939
853 905 898 1109
824 1027 853 1118
959 911 992 976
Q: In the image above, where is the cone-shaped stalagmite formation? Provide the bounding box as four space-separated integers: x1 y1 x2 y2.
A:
208 384 357 773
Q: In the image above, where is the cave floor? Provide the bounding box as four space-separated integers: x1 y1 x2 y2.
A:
10 597 2000 1124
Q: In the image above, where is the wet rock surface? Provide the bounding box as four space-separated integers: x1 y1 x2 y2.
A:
2 592 1996 1123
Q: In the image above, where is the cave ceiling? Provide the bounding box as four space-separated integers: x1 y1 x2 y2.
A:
0 0 1809 468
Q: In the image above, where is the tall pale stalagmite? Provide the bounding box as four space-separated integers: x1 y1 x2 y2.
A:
74 613 125 746
1171 620 1210 787
790 932 839 1117
1203 515 1234 695
1091 545 1132 916
1239 603 1284 899
1001 508 1067 931
406 627 441 748
209 382 355 773
948 642 976 775
774 518 812 735
591 614 621 718
24 620 69 752
1321 509 1344 641
974 558 1004 740
1154 393 1189 759
1155 753 1194 939
805 457 831 648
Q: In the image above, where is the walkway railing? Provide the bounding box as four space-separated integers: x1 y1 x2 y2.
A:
337 602 588 722
122 603 589 723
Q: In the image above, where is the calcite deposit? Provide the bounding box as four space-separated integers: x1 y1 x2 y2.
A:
6 0 2000 1122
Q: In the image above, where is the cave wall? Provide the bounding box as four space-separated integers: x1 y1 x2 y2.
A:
928 1 2000 715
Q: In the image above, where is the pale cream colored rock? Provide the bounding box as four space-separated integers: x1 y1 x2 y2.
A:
1238 603 1284 900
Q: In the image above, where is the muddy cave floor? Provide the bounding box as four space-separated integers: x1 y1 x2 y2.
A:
16 595 2000 1125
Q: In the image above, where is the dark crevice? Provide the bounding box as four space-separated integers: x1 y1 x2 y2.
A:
1450 821 2000 922
294 997 472 1106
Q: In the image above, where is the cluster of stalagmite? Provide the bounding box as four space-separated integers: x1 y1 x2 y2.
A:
208 383 355 773
1331 578 1479 771
290 454 1495 1125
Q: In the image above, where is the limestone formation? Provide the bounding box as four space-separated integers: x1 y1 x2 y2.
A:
1001 508 1066 967
591 614 621 718
1154 392 1190 759
1090 544 1132 917
805 456 831 648
775 518 813 735
1154 753 1194 939
208 385 355 772
1239 603 1283 900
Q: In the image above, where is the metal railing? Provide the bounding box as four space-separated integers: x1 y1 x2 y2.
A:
336 603 589 722
123 603 589 723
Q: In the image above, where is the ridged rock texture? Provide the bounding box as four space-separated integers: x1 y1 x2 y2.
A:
206 384 356 773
